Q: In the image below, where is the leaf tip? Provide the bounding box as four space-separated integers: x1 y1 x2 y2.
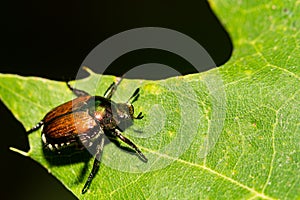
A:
9 147 29 157
82 66 95 75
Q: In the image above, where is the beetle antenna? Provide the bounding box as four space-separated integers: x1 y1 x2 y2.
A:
134 112 144 119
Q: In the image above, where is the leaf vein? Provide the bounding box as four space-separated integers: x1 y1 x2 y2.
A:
0 81 46 111
143 147 276 200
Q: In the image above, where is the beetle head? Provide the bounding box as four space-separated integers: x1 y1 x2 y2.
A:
115 103 143 120
111 88 143 130
113 103 143 131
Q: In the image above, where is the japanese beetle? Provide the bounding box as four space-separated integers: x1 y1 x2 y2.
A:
27 81 147 194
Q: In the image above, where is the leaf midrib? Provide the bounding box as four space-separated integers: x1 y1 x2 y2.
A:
142 146 276 200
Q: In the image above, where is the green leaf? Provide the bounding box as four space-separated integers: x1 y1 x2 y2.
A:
1 0 300 199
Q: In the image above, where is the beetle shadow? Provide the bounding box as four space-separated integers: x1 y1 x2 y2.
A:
42 144 93 184
106 134 147 163
131 128 144 134
42 135 145 186
107 137 136 153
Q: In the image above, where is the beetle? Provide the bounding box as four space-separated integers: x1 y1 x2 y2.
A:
27 81 147 194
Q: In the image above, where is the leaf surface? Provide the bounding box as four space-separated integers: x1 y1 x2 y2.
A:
1 0 300 199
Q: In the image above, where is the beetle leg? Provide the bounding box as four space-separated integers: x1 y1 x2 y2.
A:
128 88 140 104
82 135 105 194
27 121 43 134
66 82 90 96
103 77 123 99
103 82 116 99
113 129 148 162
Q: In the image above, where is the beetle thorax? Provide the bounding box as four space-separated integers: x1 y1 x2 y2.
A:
93 102 135 131
93 108 116 130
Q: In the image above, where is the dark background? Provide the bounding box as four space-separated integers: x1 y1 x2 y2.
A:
0 0 232 199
